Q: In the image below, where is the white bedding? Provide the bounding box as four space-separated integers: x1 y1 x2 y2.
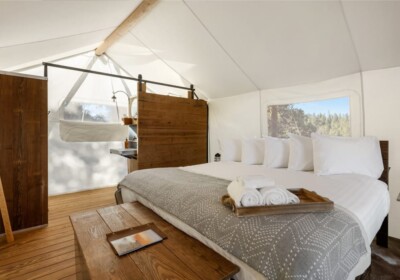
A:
120 162 390 280
181 162 390 245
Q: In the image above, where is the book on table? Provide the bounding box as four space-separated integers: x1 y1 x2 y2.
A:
106 223 167 256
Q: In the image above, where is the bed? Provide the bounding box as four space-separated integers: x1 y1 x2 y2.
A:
116 141 390 280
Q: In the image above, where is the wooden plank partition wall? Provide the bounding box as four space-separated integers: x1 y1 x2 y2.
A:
0 71 48 234
137 91 208 169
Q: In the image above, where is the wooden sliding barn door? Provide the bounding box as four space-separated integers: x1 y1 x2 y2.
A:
137 92 208 169
0 71 48 234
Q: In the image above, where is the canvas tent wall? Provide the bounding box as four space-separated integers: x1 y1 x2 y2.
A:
1 0 400 237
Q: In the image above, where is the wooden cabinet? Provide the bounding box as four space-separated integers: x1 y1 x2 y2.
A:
0 71 48 234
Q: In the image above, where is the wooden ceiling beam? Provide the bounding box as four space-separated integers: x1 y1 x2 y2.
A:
95 0 159 56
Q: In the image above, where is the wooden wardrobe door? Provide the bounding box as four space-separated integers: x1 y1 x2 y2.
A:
0 72 48 233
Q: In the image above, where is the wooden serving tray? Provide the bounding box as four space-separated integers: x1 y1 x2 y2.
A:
221 188 334 217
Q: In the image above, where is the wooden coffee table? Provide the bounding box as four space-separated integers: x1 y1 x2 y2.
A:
70 202 240 279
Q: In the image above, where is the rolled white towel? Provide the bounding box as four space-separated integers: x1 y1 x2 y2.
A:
237 175 275 189
287 192 300 204
260 187 300 205
227 180 263 207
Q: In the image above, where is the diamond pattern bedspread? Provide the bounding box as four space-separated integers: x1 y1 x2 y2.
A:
119 168 367 280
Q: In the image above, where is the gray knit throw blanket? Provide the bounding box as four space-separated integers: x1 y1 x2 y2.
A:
119 168 367 280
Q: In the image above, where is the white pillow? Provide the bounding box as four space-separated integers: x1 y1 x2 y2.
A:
311 133 384 179
241 139 264 165
288 134 314 171
219 138 241 162
263 137 290 168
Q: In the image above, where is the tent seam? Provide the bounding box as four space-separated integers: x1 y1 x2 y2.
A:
339 1 362 71
127 31 209 100
182 0 260 92
339 0 365 135
105 53 156 94
11 50 95 72
0 27 116 49
259 90 263 137
359 72 366 136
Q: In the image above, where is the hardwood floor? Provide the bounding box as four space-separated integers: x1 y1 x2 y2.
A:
370 238 400 280
1 186 400 279
0 187 116 280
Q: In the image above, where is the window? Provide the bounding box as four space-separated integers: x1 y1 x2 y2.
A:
267 97 350 137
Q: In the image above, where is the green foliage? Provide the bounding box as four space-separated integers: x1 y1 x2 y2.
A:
268 104 350 137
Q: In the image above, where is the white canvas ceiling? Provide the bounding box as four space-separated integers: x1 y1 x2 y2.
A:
1 0 400 99
0 0 141 69
184 1 360 90
342 1 400 71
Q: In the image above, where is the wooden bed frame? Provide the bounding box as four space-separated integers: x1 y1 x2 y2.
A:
376 140 389 248
356 141 389 280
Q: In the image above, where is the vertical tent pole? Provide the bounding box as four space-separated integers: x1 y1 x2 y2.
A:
187 84 194 99
44 64 48 77
137 74 143 94
137 74 146 94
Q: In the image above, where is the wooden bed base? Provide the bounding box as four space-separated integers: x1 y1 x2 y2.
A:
355 141 390 279
377 141 389 248
115 187 123 205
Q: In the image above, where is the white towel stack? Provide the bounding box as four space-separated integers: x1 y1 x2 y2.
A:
260 187 300 205
227 180 263 207
237 175 275 189
227 175 300 207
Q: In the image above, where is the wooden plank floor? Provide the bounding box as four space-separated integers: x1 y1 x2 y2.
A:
370 238 400 279
0 187 116 280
